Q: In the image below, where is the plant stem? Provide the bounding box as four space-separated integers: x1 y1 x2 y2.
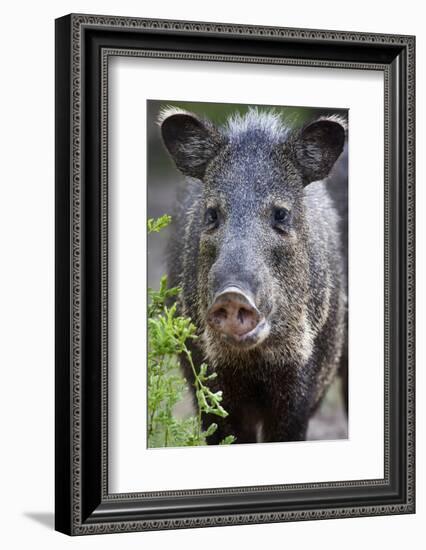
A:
183 345 205 443
148 376 157 436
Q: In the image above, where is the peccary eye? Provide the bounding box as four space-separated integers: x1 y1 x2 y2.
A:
205 207 219 228
273 207 290 224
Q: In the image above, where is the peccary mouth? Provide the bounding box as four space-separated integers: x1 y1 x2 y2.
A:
223 317 271 349
206 286 271 349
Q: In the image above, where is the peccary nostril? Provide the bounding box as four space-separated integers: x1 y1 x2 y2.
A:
207 289 261 338
237 307 254 327
210 307 228 327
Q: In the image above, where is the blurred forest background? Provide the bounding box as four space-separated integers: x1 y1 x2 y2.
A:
147 99 348 441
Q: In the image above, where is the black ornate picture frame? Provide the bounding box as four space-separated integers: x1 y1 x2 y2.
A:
55 13 415 535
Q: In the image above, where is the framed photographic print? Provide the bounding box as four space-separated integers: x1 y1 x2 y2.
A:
55 14 415 535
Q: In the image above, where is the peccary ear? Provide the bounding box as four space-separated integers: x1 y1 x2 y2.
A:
291 117 346 185
159 109 224 179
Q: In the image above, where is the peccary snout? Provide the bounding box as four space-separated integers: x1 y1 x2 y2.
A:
207 287 270 347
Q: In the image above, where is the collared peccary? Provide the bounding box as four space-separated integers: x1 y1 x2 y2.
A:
160 107 348 444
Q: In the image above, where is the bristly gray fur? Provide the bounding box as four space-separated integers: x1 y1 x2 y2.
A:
161 107 348 444
225 107 290 144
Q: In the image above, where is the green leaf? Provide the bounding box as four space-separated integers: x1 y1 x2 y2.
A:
147 214 172 233
220 435 236 445
204 423 218 437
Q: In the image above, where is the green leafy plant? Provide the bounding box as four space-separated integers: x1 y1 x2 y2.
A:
147 214 172 234
147 215 235 447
